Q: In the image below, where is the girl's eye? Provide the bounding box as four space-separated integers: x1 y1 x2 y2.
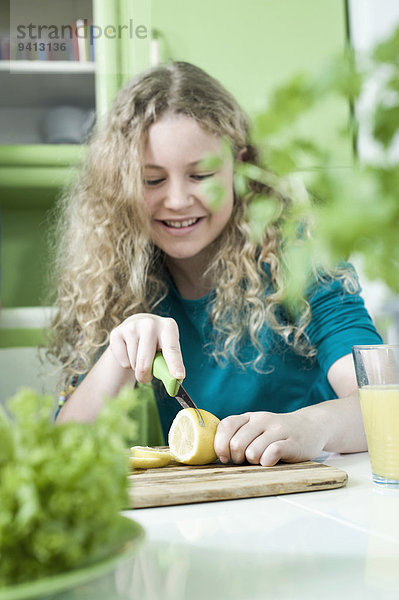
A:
144 178 165 186
191 172 215 181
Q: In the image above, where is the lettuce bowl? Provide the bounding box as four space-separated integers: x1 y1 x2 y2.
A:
0 517 145 600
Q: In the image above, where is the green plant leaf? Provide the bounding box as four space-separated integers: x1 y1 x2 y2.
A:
372 104 399 148
201 178 228 211
245 195 280 242
198 138 232 171
0 385 138 585
373 25 399 64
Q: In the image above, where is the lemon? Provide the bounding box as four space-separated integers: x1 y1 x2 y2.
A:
129 446 172 469
168 408 220 465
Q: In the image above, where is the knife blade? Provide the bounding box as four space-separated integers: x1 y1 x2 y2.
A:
152 351 205 427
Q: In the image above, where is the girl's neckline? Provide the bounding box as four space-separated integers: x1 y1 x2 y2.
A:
165 270 214 305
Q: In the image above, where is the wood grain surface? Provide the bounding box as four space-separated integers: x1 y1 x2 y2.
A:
127 460 348 509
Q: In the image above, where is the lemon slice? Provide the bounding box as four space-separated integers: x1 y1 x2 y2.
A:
129 446 172 469
168 408 220 465
130 446 172 460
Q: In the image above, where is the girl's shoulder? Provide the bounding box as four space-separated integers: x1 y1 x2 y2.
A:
306 262 360 300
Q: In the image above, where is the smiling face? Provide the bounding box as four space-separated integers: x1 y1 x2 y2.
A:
142 113 234 269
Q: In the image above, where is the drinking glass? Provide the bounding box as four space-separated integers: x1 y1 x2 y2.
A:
352 345 399 488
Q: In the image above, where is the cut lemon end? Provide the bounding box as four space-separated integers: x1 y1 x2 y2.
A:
168 408 220 465
129 455 171 469
130 446 172 460
129 446 172 469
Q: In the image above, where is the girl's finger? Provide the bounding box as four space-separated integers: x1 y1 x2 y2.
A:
214 414 250 463
135 333 158 384
245 430 288 465
159 318 185 379
109 328 131 369
228 421 267 464
259 439 300 467
124 333 139 371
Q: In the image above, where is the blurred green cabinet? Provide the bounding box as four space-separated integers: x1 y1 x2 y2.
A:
1 0 350 307
0 0 151 307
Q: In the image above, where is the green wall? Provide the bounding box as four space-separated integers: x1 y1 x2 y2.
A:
151 0 351 164
1 208 53 307
1 0 351 308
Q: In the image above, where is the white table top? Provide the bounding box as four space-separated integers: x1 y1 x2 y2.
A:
118 452 399 600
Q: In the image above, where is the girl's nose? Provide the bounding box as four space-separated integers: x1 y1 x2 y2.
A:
163 179 194 210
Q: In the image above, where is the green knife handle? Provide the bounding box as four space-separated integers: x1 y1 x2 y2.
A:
152 351 182 397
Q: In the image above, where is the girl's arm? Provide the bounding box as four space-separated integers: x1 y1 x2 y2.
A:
56 314 184 423
214 353 366 466
55 345 135 423
313 352 366 453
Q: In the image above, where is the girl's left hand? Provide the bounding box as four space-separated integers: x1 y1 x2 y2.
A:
213 411 326 467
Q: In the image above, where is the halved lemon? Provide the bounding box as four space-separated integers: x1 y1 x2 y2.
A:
168 408 220 465
129 446 172 469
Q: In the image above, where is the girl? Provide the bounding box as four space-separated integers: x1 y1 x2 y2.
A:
50 61 382 466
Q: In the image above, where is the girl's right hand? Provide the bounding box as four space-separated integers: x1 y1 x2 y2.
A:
109 313 185 384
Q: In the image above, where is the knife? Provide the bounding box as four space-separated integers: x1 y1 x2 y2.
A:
152 351 205 427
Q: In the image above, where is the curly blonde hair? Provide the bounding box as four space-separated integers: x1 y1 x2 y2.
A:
47 61 352 390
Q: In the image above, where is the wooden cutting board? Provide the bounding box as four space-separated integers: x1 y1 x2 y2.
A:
127 460 348 509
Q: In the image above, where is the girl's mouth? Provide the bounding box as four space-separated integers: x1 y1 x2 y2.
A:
162 217 200 228
157 217 204 234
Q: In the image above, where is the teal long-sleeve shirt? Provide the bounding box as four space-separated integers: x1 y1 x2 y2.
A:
152 268 382 440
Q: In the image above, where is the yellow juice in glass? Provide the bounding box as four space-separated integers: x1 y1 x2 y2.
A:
359 385 399 481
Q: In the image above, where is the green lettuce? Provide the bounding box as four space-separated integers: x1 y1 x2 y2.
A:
0 385 138 586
